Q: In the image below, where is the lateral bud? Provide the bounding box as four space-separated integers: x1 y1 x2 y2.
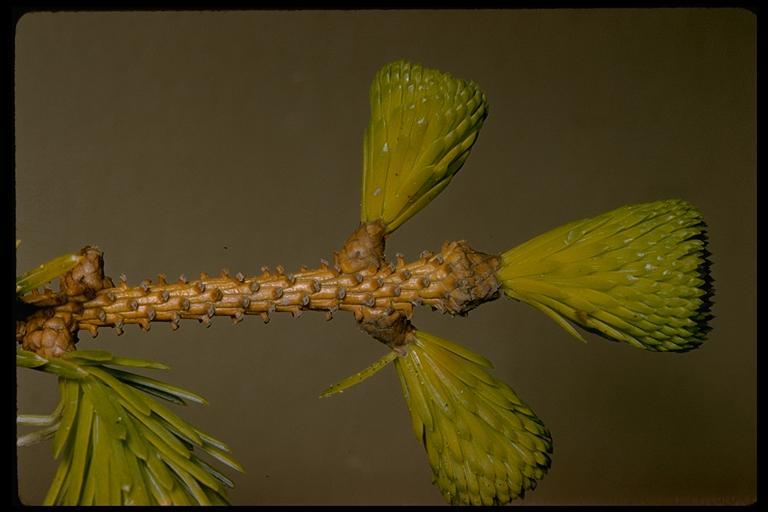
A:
336 221 386 273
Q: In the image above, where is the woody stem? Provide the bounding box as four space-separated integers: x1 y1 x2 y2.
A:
17 223 501 356
69 241 500 336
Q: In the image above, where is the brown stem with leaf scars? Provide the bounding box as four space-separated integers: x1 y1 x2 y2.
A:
16 223 502 358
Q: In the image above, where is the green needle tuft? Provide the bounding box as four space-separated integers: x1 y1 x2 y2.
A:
497 199 714 352
17 348 242 505
394 330 552 505
361 60 488 233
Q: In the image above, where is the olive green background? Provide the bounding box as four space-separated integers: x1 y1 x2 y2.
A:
15 9 756 505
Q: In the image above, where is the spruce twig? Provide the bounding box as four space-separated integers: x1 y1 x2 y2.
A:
16 59 714 506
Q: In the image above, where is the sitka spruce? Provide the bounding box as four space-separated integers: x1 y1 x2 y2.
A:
16 60 713 506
